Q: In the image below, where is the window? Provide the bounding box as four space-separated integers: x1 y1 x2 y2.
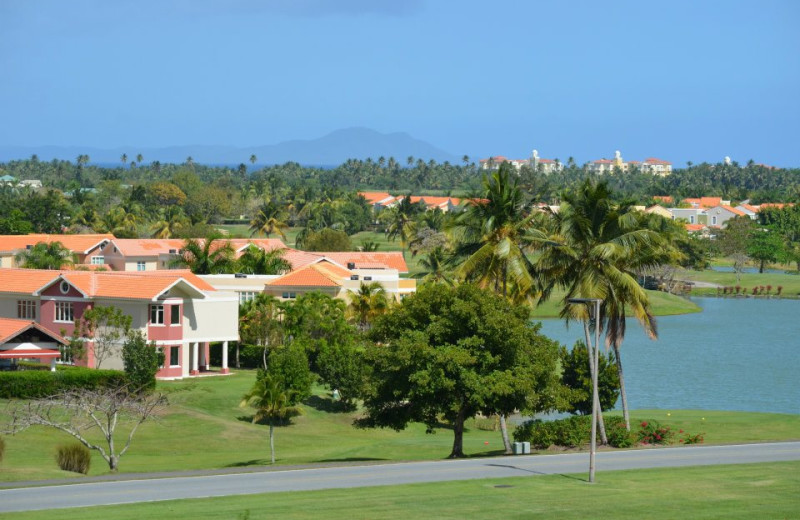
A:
282 292 289 299
239 291 256 304
17 300 36 320
150 304 164 325
157 347 164 368
712 216 717 225
289 292 296 299
59 281 71 294
689 215 695 224
55 301 74 322
90 256 104 265
137 261 146 271
170 305 180 325
170 346 180 366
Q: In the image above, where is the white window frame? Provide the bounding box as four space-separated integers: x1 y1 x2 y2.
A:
150 304 165 325
169 345 180 367
137 261 146 271
90 255 105 265
54 301 74 323
239 291 257 304
17 300 37 320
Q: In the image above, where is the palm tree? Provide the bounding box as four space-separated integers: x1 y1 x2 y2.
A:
347 282 389 330
359 239 380 252
383 197 421 257
150 206 188 239
417 246 454 285
237 245 291 275
239 375 301 464
120 153 128 166
136 153 143 164
249 200 288 240
15 241 74 269
172 233 235 274
448 163 539 453
250 154 257 165
535 179 669 432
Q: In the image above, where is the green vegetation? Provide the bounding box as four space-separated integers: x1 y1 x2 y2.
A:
0 368 128 399
55 443 91 474
6 461 800 519
681 269 800 297
1 372 797 482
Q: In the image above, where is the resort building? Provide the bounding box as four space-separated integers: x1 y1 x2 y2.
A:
0 234 113 268
586 151 672 175
478 150 563 173
0 269 238 379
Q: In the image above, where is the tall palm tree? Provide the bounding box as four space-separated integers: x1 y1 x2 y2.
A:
150 206 188 239
417 246 454 285
136 153 143 164
347 282 389 331
383 197 421 257
448 164 539 454
249 154 257 165
120 153 128 166
250 200 288 240
237 245 291 275
535 179 670 431
15 241 74 269
172 233 235 274
239 374 301 464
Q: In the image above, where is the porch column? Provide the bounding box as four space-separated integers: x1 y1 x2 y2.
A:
203 342 210 371
221 341 229 374
49 358 57 372
190 342 199 375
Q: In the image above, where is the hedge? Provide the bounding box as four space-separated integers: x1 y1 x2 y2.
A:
0 368 128 399
210 343 265 369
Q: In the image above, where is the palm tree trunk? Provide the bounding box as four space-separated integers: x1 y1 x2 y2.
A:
583 320 608 444
236 344 240 369
612 344 631 431
269 422 275 464
499 414 512 454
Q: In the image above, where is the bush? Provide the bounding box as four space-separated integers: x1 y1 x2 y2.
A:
637 420 674 445
0 368 127 399
56 443 91 474
515 415 636 449
558 342 620 415
605 416 636 448
261 344 314 406
122 331 163 393
0 435 5 464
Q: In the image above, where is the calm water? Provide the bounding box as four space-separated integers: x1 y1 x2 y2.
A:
536 298 800 414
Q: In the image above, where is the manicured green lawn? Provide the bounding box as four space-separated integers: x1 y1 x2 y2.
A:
680 268 800 297
7 461 800 519
1 371 797 483
531 288 701 318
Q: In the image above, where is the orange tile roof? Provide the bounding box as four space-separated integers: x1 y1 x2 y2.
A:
653 195 674 204
108 239 186 257
0 317 67 345
229 238 286 253
0 234 113 254
684 197 722 209
685 224 706 232
319 252 408 272
721 205 747 216
759 203 793 209
266 262 346 287
738 203 759 213
359 192 396 204
643 157 672 165
0 268 214 300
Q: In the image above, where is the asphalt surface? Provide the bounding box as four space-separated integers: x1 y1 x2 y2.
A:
0 442 798 513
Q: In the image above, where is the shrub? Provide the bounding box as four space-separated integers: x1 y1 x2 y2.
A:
56 443 91 474
0 368 127 399
0 435 5 464
678 430 705 445
122 331 163 394
604 416 636 448
558 342 620 416
514 416 590 449
637 420 674 445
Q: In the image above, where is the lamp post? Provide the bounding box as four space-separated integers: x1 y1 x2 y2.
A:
568 297 602 483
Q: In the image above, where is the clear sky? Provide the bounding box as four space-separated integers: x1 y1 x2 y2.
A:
1 0 798 166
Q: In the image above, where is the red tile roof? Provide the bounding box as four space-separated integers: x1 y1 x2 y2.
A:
720 205 747 216
0 318 67 346
643 157 672 165
266 261 348 287
0 234 113 254
320 252 408 272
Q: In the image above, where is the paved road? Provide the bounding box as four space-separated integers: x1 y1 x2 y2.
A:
1 442 798 513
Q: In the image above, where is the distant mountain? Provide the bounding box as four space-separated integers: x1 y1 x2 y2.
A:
0 127 459 166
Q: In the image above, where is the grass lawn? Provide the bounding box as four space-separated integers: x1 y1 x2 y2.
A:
1 371 798 483
7 460 800 519
681 268 800 297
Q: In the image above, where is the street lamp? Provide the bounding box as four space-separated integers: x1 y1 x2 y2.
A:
568 297 602 483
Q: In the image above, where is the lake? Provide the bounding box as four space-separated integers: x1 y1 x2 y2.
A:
536 297 800 414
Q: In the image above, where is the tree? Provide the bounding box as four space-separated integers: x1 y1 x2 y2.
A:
239 293 284 369
747 228 785 273
347 282 389 330
172 233 235 274
4 387 165 471
239 374 301 464
361 284 561 459
122 331 163 394
717 216 754 282
316 339 366 410
263 344 313 405
558 341 620 416
383 197 421 257
184 187 231 224
535 179 670 432
120 153 128 166
14 241 74 269
302 228 352 251
250 154 257 165
249 200 288 239
417 246 454 285
73 305 133 369
237 245 291 275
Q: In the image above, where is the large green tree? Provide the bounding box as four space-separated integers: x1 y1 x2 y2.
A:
172 233 235 274
361 284 561 459
237 245 291 275
15 241 74 270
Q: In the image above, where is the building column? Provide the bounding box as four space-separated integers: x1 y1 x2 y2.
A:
203 342 210 371
190 342 199 375
221 341 229 374
49 357 57 372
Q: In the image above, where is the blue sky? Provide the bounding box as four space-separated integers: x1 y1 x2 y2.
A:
1 0 798 166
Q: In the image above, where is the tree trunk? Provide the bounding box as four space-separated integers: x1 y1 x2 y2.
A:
235 343 241 369
612 344 631 431
759 259 765 274
583 320 608 444
448 407 466 458
269 422 275 464
108 455 118 471
499 414 512 454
